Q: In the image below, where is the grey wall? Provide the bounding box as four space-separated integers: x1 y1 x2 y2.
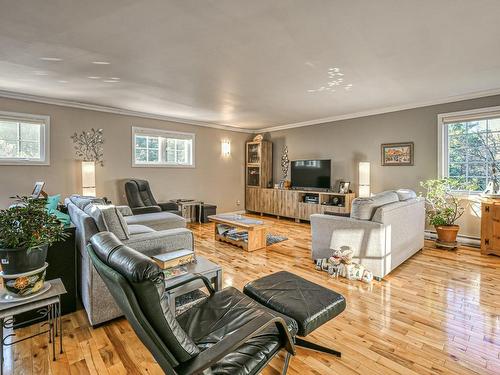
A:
268 94 500 237
0 97 249 211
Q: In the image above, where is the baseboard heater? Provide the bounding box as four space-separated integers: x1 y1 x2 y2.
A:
424 230 480 248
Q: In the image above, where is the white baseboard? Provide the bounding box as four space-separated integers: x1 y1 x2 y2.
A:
424 230 480 248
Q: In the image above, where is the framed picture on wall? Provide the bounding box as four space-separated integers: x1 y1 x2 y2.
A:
381 142 414 166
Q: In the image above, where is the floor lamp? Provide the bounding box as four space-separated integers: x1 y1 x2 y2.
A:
82 161 96 197
358 162 370 198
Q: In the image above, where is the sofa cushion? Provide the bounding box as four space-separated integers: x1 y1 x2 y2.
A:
127 224 155 235
350 191 399 220
85 204 130 240
124 211 186 231
395 189 417 201
372 197 422 223
69 195 106 210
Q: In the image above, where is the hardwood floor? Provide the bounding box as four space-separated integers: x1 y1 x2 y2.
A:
4 215 500 374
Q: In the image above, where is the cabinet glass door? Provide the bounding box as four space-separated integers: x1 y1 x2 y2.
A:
247 143 260 164
247 166 260 186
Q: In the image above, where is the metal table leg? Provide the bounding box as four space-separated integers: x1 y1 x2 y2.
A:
1 318 4 375
58 297 63 354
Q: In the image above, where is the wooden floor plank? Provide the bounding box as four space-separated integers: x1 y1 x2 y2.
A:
4 215 500 374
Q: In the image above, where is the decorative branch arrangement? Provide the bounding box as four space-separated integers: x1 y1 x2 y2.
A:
472 131 500 195
281 146 289 181
70 128 104 166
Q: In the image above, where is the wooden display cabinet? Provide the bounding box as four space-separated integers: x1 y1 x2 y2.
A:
246 140 272 188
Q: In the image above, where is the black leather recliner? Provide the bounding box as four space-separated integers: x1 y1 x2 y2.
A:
125 179 181 215
87 232 296 375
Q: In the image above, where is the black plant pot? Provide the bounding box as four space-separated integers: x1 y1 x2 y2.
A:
0 244 49 275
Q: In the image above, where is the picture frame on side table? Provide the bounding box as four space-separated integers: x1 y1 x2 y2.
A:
338 181 350 194
381 142 414 166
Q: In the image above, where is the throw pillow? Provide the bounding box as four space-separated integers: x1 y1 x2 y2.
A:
45 194 60 213
395 189 417 201
98 205 130 240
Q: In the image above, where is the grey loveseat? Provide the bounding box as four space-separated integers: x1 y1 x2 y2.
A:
311 190 425 279
66 195 193 325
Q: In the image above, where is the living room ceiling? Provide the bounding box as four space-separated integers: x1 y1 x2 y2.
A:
1 0 500 131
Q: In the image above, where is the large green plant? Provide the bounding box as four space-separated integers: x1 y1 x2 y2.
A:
0 197 68 249
420 178 476 226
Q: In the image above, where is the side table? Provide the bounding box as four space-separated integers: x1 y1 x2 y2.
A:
0 279 66 375
164 256 222 312
171 200 204 223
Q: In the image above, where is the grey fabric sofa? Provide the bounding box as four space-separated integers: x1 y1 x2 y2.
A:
66 195 193 325
311 189 425 279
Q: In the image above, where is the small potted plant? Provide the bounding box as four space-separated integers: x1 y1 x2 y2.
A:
420 178 476 245
0 196 68 276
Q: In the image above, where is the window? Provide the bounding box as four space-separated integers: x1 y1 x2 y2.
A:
132 127 195 167
0 111 50 165
438 106 500 192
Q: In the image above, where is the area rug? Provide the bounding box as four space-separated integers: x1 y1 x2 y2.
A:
267 233 288 245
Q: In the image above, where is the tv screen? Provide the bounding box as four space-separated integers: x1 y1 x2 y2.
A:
291 159 331 190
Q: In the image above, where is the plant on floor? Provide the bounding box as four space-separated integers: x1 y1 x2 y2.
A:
0 196 68 275
420 178 476 245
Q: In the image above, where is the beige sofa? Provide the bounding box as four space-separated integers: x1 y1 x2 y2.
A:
311 190 425 279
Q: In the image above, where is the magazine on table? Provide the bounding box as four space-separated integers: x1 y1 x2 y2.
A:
163 265 188 280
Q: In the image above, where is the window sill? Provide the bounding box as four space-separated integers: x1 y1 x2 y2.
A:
132 163 195 168
0 160 49 166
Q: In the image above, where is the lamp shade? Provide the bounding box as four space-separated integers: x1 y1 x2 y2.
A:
358 161 370 198
82 161 96 197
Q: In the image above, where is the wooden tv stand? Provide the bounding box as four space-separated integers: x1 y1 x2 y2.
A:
245 187 355 221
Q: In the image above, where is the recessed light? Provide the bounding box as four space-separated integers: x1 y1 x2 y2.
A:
40 57 62 61
57 80 68 83
87 76 101 79
92 61 110 65
33 71 48 76
109 77 120 80
102 79 119 83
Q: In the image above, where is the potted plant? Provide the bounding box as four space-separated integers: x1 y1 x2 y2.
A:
420 178 476 245
0 196 68 275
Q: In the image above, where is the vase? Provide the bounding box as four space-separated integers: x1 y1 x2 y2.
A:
0 244 49 275
435 225 459 244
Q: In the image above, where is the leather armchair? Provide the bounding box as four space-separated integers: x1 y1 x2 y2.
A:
87 232 296 375
125 179 181 216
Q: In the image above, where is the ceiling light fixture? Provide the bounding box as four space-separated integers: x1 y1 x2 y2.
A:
40 57 62 61
87 76 101 79
102 79 119 83
33 71 49 76
92 61 110 65
57 80 68 83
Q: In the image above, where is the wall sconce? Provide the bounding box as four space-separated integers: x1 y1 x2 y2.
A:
221 140 231 157
358 161 370 198
82 161 96 196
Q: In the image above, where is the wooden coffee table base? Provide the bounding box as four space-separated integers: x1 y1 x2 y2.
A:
215 226 267 252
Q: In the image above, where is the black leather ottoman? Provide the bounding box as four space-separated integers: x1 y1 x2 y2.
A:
244 270 346 357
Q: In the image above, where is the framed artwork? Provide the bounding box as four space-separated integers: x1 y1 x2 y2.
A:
381 142 414 166
338 181 350 194
31 181 47 198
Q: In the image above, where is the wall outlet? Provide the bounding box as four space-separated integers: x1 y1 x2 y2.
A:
236 200 241 206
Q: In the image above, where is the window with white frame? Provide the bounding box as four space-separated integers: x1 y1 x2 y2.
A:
132 127 195 167
439 107 500 192
0 111 50 165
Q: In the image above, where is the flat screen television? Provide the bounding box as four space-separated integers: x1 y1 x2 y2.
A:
290 159 331 190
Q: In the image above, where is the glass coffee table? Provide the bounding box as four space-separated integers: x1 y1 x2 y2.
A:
164 256 222 312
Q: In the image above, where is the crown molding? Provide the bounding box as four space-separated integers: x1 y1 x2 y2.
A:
0 90 254 134
257 88 500 133
2 87 500 135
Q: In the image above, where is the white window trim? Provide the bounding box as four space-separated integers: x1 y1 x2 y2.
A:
131 126 195 168
0 111 50 166
437 105 500 194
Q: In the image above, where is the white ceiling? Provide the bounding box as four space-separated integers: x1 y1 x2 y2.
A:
1 0 500 131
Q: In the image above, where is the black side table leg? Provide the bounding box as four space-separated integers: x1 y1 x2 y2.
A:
295 338 341 357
